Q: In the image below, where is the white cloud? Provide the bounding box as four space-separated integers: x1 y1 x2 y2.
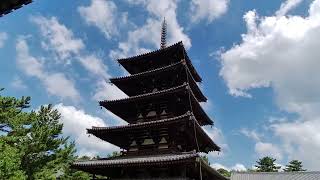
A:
102 110 127 126
271 118 320 170
31 16 84 63
16 39 44 78
211 163 229 170
211 163 247 171
0 32 8 48
54 104 119 156
204 127 228 158
78 0 128 39
110 0 191 59
42 73 80 101
240 128 261 141
92 80 127 101
16 38 80 101
200 99 212 111
220 0 320 169
255 142 283 160
276 0 304 16
240 128 283 160
78 55 110 79
231 163 247 171
220 0 320 105
189 0 229 23
11 76 27 90
30 15 124 103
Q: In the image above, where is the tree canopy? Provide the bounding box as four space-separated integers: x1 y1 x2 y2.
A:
217 168 231 177
255 156 281 172
284 160 306 172
0 90 89 179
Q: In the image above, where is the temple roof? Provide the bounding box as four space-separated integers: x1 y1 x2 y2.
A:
117 42 202 82
231 172 320 180
0 0 32 17
87 112 220 152
110 61 207 102
73 153 198 167
72 152 228 180
99 84 213 125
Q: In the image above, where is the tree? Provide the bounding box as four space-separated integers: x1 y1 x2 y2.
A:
217 168 231 177
284 160 306 172
107 151 122 158
255 156 281 172
0 90 89 179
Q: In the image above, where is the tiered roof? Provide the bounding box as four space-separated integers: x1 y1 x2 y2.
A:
88 112 220 153
110 60 207 101
99 83 213 125
0 0 32 17
118 41 202 82
72 152 227 180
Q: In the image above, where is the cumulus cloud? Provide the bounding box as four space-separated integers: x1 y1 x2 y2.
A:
255 142 283 160
240 128 261 142
30 15 126 104
240 128 283 160
31 16 84 63
231 163 247 171
211 163 247 171
110 0 191 59
276 0 304 16
54 104 119 156
92 80 127 101
220 0 320 169
271 118 320 169
79 55 110 79
78 0 128 39
16 38 80 101
189 0 229 23
204 127 228 158
0 32 8 48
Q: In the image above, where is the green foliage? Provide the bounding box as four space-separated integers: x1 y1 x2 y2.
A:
246 168 257 172
107 151 122 158
217 168 231 177
255 156 281 172
0 91 90 180
284 160 306 172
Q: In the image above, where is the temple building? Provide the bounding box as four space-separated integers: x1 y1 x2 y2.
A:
72 19 228 180
0 0 32 17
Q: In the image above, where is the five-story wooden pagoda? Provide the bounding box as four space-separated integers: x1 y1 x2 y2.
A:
72 20 227 180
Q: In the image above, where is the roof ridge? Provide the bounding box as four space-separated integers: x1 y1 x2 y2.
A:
73 152 199 165
232 171 320 174
89 112 193 131
111 60 183 81
117 41 183 62
99 83 189 105
99 83 213 125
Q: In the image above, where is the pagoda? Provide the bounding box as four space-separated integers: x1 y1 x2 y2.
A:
72 19 227 180
0 0 32 17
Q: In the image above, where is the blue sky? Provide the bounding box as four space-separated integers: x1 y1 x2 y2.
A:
1 0 320 171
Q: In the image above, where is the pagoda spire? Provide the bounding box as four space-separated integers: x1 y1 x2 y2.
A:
160 17 167 49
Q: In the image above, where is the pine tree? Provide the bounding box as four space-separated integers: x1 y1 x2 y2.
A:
217 168 231 177
255 156 281 172
0 89 90 179
284 160 306 172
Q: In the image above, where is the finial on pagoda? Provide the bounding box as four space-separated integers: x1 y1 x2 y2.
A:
160 17 167 49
